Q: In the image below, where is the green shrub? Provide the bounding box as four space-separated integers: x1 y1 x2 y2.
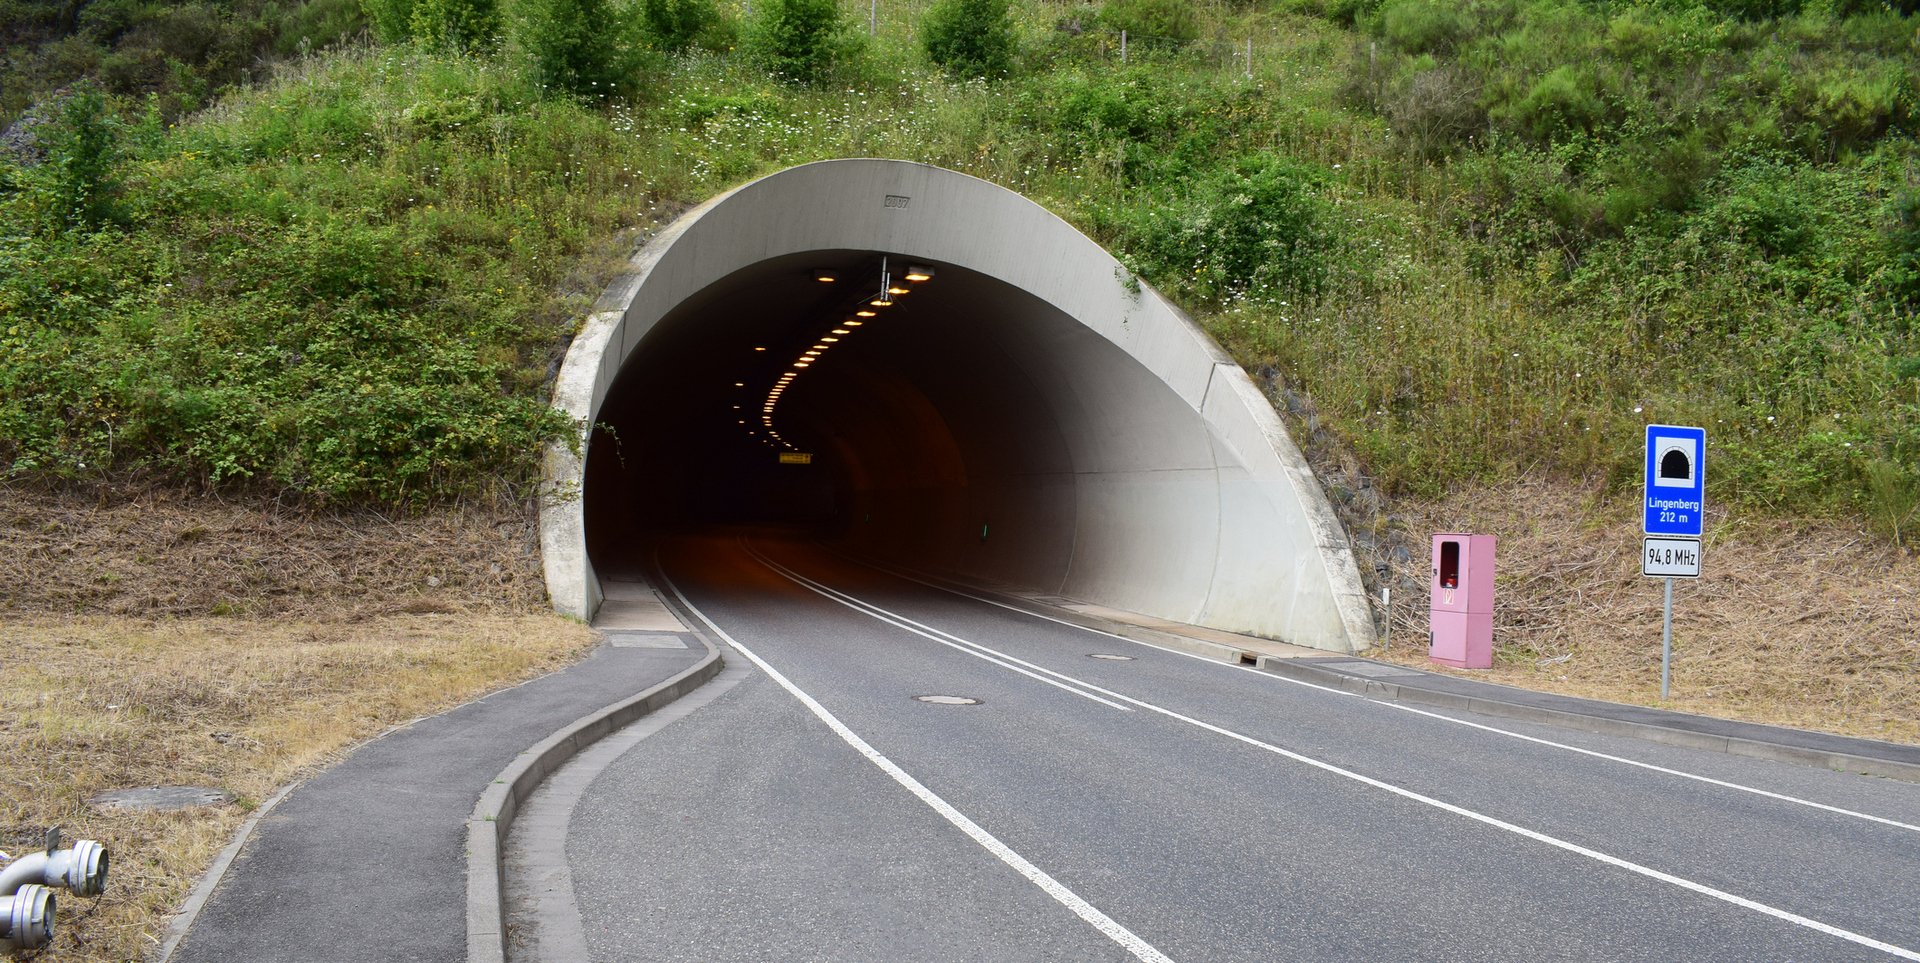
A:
516 0 646 98
923 0 1016 79
1099 0 1196 46
1126 155 1330 302
638 0 720 53
1376 0 1468 53
747 0 856 85
43 83 119 229
409 0 501 50
1886 185 1920 307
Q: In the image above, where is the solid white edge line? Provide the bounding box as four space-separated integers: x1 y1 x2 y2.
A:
858 557 1920 836
745 542 1133 712
657 569 1178 963
793 553 1920 961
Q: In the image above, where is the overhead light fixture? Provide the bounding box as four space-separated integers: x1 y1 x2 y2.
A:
888 286 909 296
844 320 863 326
813 269 837 282
804 351 819 357
734 382 744 387
821 337 839 343
754 346 766 352
795 362 810 367
905 265 935 282
869 296 892 307
831 329 850 335
855 309 877 318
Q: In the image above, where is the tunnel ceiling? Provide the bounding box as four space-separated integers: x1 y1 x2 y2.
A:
546 160 1375 653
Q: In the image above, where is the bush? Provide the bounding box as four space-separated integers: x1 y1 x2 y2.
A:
747 0 856 85
638 0 720 53
1886 185 1920 307
43 83 119 229
1376 0 1468 53
516 0 646 98
923 0 1016 79
1126 155 1330 302
1099 0 1197 46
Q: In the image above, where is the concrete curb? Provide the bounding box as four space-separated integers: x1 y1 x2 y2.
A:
1259 657 1920 784
465 640 724 963
151 780 299 963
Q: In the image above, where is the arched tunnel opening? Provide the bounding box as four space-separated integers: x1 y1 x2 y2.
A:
547 159 1371 651
584 250 1194 596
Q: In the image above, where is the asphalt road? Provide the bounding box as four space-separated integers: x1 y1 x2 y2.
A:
548 533 1920 962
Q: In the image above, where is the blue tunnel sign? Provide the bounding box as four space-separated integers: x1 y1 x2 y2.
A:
1644 424 1706 537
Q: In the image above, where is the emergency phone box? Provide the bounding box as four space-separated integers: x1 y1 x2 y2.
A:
1430 533 1495 669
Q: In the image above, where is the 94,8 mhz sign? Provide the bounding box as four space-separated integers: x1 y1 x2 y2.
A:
1642 537 1701 578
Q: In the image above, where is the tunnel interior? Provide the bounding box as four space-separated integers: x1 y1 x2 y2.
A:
584 248 1233 616
551 158 1370 650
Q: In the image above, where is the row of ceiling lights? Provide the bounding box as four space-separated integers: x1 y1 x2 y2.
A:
736 258 937 452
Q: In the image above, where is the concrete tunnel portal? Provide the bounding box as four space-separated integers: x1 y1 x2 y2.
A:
544 159 1375 653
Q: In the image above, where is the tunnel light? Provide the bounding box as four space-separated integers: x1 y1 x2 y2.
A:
811 343 828 350
813 269 837 282
831 329 850 335
855 309 877 318
844 319 864 326
869 296 893 307
804 351 819 357
821 337 839 343
905 265 935 282
888 286 910 296
794 362 810 368
734 382 744 387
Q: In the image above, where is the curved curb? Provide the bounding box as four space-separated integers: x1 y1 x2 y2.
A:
465 639 723 963
1260 657 1920 784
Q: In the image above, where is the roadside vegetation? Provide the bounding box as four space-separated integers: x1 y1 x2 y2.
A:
2 0 1914 536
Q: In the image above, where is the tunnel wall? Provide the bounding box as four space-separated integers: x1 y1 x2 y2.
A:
544 159 1375 652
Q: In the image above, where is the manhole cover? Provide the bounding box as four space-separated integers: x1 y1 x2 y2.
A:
89 786 234 812
604 631 689 649
913 695 981 706
1088 653 1134 661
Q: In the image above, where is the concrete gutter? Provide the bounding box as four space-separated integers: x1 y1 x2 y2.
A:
465 639 723 963
1260 656 1920 784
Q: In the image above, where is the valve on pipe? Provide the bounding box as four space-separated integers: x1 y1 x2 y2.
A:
0 884 53 951
0 829 110 899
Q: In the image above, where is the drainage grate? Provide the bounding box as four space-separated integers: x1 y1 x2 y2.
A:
1088 653 1135 661
913 695 981 706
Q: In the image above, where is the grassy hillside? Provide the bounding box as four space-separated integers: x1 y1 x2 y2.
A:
2 0 1915 541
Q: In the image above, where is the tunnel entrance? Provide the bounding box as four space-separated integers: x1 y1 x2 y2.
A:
547 160 1373 652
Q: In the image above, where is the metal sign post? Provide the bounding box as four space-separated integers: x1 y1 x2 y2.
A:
1643 424 1706 700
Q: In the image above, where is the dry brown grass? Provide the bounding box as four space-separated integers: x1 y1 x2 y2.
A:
1368 479 1920 745
0 486 596 962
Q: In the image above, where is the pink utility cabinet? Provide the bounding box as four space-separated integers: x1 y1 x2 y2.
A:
1429 533 1495 669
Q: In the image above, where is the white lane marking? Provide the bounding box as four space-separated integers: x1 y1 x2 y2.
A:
781 555 1920 962
856 557 1920 835
658 571 1177 963
1377 702 1920 834
745 543 1131 712
851 556 1358 690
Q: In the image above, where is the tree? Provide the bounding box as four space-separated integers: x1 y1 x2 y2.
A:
922 0 1015 79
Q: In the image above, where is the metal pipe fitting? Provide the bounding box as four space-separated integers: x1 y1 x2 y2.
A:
0 884 53 951
0 839 109 898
